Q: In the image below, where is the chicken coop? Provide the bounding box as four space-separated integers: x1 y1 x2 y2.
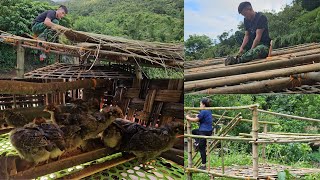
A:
0 28 184 179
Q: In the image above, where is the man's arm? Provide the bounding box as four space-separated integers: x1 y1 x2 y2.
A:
44 17 55 28
251 28 264 49
185 114 200 122
239 31 249 55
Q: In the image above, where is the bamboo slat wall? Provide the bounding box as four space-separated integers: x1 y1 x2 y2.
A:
113 79 184 127
185 43 320 94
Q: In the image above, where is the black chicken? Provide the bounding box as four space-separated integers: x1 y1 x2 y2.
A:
3 109 31 128
102 119 183 164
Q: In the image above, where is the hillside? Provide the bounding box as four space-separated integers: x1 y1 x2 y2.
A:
61 0 184 43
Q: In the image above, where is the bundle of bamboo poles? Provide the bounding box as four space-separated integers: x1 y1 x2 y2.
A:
0 27 183 69
185 43 320 94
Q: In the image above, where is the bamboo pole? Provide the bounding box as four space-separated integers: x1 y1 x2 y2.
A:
185 63 320 91
58 154 135 179
11 148 113 179
297 72 320 81
221 140 225 174
207 140 210 171
270 132 320 136
262 124 267 163
186 168 258 180
16 41 25 79
257 109 320 123
187 120 193 180
184 104 258 110
252 107 259 178
239 133 320 139
271 44 320 56
189 77 314 94
184 135 254 141
184 53 320 81
0 79 112 95
212 114 279 125
252 138 320 143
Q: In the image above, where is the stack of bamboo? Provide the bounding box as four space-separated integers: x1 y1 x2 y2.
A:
185 43 320 94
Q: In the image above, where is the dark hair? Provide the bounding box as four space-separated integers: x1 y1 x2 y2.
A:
201 98 211 107
238 1 252 14
59 5 68 14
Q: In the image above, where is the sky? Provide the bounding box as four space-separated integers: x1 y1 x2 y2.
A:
184 0 294 41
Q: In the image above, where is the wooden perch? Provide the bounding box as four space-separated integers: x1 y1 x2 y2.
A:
0 79 112 95
11 148 113 179
58 154 135 179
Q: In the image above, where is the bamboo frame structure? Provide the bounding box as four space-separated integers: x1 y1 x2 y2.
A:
0 29 183 69
184 104 320 179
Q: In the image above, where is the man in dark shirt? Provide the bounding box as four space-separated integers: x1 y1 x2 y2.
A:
225 2 271 65
32 5 68 41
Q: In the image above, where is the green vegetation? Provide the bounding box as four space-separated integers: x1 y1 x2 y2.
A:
185 0 320 61
185 94 320 179
0 0 183 78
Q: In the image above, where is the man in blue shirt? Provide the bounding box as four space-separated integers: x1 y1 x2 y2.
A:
186 98 213 170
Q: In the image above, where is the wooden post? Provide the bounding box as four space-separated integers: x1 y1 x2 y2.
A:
16 41 25 78
134 65 143 88
207 139 210 171
252 106 259 178
262 124 268 163
187 120 193 180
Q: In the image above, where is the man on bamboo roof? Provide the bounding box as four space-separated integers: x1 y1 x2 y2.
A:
31 5 68 42
225 2 271 66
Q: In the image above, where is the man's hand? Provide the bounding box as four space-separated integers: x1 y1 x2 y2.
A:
238 47 244 56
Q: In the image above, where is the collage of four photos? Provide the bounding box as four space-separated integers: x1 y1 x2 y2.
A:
0 0 319 179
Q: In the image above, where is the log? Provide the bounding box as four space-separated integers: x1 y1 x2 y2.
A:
0 79 112 95
185 53 320 81
189 77 315 94
185 63 320 91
